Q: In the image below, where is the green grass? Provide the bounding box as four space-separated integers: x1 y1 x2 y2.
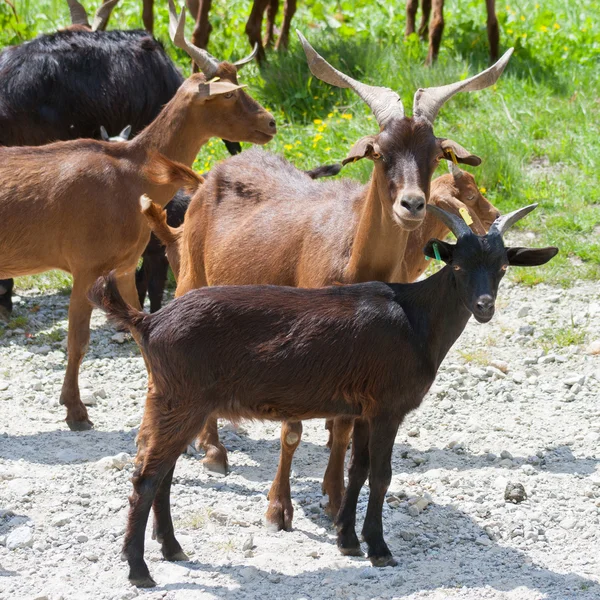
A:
540 322 587 351
2 0 599 289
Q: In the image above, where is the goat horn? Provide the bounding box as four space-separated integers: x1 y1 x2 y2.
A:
168 0 220 79
91 0 119 31
413 48 514 123
447 160 463 179
427 204 473 239
66 0 90 27
234 43 259 68
488 203 538 237
296 31 404 128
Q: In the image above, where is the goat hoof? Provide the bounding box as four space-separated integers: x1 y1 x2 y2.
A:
370 555 398 568
338 545 363 557
201 456 228 475
265 501 293 532
164 550 189 562
130 575 157 588
66 419 93 431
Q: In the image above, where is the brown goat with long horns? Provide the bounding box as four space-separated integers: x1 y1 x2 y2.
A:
141 32 512 531
0 1 275 431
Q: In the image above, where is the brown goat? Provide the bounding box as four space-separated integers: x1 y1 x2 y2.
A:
88 204 556 587
65 0 119 32
406 0 499 66
0 3 275 431
141 36 511 531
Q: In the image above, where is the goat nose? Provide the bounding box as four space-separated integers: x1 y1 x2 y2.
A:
268 120 276 130
476 295 494 312
400 195 426 216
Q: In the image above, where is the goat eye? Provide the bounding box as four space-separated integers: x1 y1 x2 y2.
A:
501 264 509 271
453 265 461 271
224 92 234 99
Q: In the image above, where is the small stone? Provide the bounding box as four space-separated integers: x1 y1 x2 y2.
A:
512 372 526 384
242 534 254 551
500 450 513 460
499 459 513 468
519 325 534 336
517 306 530 318
407 428 419 437
486 453 497 462
307 550 319 558
563 373 585 387
96 388 107 399
439 399 452 411
111 332 126 344
490 359 509 373
359 567 377 579
476 536 492 546
504 482 527 503
51 513 72 527
586 340 600 355
538 355 555 364
75 533 88 543
6 526 34 549
559 517 577 530
239 566 258 581
83 552 99 562
81 392 97 407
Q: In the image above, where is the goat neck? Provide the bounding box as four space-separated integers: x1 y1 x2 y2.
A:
394 265 471 369
344 164 413 283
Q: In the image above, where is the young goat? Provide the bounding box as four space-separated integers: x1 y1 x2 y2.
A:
160 32 512 530
0 2 275 431
89 203 556 587
406 0 499 66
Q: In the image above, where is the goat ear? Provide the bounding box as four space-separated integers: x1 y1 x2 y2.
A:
440 139 481 166
100 126 109 141
342 135 380 166
197 80 247 100
423 239 454 263
506 246 559 266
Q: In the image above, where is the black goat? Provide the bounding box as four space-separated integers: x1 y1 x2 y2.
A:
88 203 556 587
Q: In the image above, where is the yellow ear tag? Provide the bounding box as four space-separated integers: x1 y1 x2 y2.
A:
459 206 474 226
448 147 458 165
207 77 221 83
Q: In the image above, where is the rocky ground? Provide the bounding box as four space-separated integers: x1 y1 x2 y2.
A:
0 277 599 600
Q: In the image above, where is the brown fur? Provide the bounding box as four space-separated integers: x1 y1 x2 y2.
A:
406 0 499 65
0 64 274 431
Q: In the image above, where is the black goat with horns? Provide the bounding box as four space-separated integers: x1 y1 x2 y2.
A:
88 202 557 587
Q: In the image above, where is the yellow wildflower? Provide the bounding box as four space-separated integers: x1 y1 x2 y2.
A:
295 140 301 145
313 134 324 143
535 2 539 7
563 45 568 51
341 113 353 120
313 119 322 125
317 125 326 132
553 23 560 29
313 96 319 100
479 187 487 194
327 112 334 118
284 144 293 150
296 152 303 157
520 15 525 21
507 28 513 34
540 25 548 32
324 147 331 152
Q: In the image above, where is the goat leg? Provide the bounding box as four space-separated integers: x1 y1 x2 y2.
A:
245 0 270 62
196 416 229 474
265 420 302 531
336 418 370 556
274 0 296 51
321 416 354 519
362 417 401 567
135 263 149 311
152 465 188 561
418 0 431 38
426 0 444 66
146 254 169 313
263 0 279 48
405 0 418 37
60 275 95 430
486 0 499 63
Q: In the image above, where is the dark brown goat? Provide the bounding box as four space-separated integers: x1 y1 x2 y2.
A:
0 2 274 430
406 0 499 66
158 34 512 531
89 204 557 587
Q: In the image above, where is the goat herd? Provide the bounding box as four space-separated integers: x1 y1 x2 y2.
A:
0 0 560 590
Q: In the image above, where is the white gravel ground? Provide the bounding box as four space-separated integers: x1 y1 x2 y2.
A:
1 277 599 600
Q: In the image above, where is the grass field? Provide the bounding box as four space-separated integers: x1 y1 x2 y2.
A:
1 0 599 288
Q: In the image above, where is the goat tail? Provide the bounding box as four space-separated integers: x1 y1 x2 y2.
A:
305 163 342 180
145 152 204 194
139 195 180 246
87 272 148 334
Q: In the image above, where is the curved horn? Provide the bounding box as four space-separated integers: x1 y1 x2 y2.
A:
119 125 132 140
168 0 219 78
488 203 538 237
296 31 404 128
447 160 463 179
66 0 90 27
427 204 473 239
91 0 119 31
413 48 514 123
234 43 259 68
